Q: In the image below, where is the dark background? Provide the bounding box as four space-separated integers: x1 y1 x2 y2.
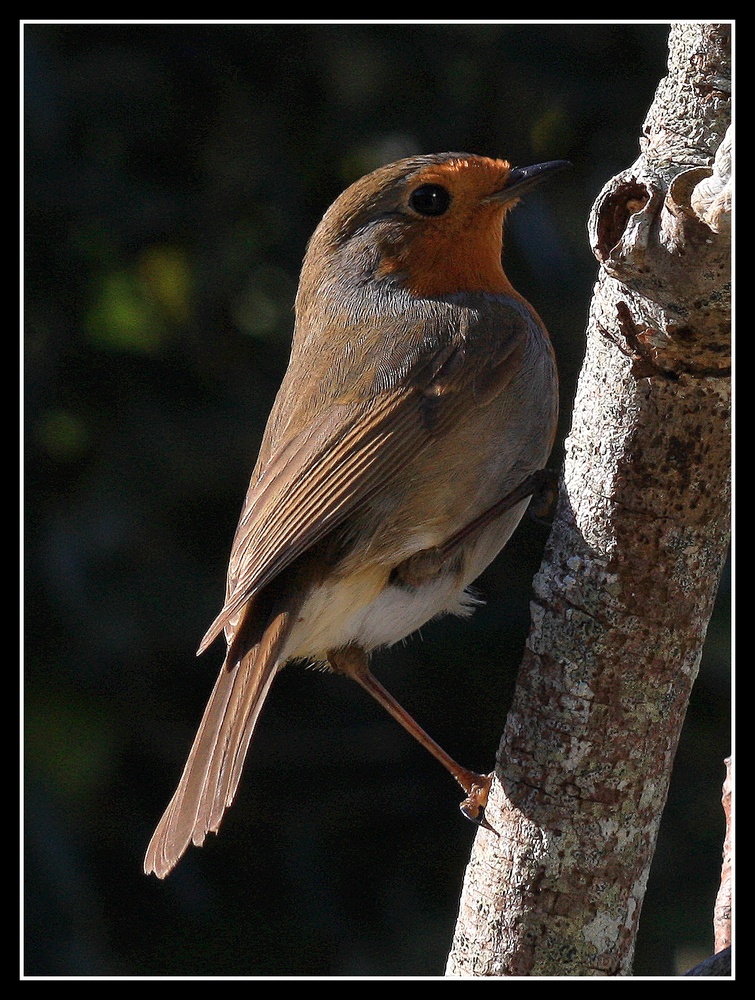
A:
24 22 730 978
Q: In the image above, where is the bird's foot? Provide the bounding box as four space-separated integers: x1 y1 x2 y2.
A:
459 772 496 833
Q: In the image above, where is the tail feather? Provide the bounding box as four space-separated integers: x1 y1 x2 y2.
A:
144 606 294 879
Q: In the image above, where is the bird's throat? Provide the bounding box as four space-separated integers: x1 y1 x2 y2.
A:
379 210 515 298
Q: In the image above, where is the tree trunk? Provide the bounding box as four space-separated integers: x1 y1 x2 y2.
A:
446 22 731 977
714 756 732 955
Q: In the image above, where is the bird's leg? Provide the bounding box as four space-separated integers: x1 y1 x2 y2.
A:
392 468 558 589
327 644 492 826
438 468 558 560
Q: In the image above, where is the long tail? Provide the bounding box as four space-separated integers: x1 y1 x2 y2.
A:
144 603 295 879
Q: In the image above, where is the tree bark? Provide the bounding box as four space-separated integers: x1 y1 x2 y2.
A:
714 756 732 955
446 22 731 977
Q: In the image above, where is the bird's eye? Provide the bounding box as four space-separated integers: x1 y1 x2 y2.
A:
409 184 451 217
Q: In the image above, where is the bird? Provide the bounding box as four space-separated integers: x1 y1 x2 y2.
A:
144 151 569 878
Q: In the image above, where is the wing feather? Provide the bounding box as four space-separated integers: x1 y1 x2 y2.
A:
198 302 533 655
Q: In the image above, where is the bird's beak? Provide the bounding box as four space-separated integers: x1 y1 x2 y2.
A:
486 159 572 205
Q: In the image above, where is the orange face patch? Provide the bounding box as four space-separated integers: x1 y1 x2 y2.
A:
378 157 520 297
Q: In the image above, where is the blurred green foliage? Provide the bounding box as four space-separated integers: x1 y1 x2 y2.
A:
24 22 729 978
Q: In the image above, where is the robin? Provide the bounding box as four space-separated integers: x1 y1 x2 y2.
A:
145 151 569 878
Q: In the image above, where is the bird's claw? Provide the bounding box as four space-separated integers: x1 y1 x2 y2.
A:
459 773 497 833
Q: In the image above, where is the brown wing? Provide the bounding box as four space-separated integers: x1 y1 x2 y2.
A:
198 302 532 655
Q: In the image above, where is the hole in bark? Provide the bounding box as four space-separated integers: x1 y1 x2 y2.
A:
596 181 650 260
